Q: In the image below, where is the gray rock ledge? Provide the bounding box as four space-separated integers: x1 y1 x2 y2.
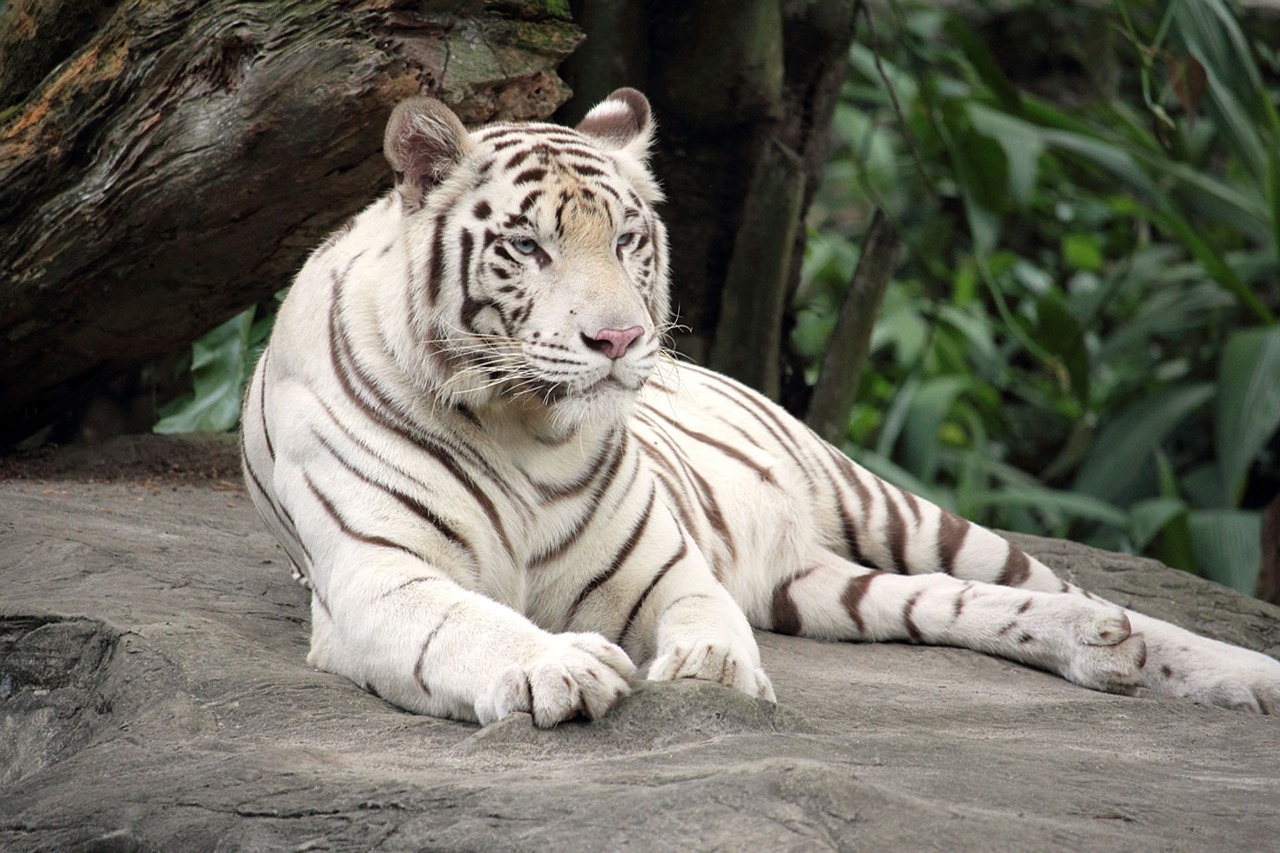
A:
2 436 1278 851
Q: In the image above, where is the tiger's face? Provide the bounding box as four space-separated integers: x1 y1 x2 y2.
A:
385 90 671 426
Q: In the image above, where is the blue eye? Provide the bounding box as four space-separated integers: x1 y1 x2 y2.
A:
511 237 539 256
616 232 636 248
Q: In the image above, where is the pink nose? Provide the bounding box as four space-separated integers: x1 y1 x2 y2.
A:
584 326 644 360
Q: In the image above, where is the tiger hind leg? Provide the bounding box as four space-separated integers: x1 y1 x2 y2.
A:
754 550 1148 695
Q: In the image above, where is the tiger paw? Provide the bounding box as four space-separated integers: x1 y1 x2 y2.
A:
477 632 636 728
1131 616 1280 713
1010 599 1147 694
648 637 776 703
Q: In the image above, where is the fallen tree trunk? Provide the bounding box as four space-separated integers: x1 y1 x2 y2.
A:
0 0 580 446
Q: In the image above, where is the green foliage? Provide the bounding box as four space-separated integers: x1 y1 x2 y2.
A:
798 0 1280 594
153 303 275 434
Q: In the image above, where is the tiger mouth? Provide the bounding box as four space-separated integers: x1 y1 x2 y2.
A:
527 375 632 404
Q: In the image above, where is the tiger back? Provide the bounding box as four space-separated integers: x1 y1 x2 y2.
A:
242 89 1280 725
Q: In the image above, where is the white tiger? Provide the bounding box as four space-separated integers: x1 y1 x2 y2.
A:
240 88 1280 726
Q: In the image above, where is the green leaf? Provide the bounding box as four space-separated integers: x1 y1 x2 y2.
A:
944 14 1021 111
1187 508 1262 594
1268 148 1280 269
967 104 1043 207
154 309 256 434
1172 0 1277 180
1128 497 1188 552
1061 233 1103 272
1073 383 1216 505
901 375 972 482
1216 327 1280 503
1033 294 1090 408
966 486 1129 529
1035 125 1273 321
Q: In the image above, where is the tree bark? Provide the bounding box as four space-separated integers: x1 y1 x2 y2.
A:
559 0 858 400
0 0 581 446
804 209 902 445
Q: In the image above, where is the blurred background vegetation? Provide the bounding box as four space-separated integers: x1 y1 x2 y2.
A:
156 0 1280 597
794 0 1280 596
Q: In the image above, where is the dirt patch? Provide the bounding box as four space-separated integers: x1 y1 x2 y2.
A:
0 433 243 487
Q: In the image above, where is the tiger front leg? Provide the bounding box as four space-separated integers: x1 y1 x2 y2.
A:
307 546 635 727
630 541 776 702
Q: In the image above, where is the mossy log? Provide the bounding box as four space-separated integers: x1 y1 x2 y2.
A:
0 0 580 445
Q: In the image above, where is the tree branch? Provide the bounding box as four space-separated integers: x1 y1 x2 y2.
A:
804 209 902 445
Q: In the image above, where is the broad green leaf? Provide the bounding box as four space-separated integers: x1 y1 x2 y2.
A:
901 375 972 482
944 15 1020 111
1073 383 1216 505
1099 281 1235 367
1061 233 1103 272
1128 497 1188 552
874 374 920 461
1187 508 1262 594
1036 129 1160 199
1268 149 1280 268
968 104 1043 207
1182 463 1228 511
956 137 1007 256
154 309 255 434
1216 327 1280 503
1033 294 1090 408
1173 0 1280 177
936 303 998 366
1036 126 1272 320
966 486 1128 528
870 284 930 365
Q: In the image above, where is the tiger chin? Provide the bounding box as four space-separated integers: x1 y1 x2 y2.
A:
241 88 1280 727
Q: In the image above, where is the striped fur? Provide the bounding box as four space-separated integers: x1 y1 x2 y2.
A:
242 89 1280 725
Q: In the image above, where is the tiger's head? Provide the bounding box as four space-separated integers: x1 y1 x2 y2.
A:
383 88 671 428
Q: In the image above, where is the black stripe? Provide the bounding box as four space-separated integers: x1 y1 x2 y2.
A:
459 227 474 282
556 146 609 162
619 538 688 643
527 437 631 568
702 376 818 489
312 428 474 558
256 349 275 462
647 407 777 485
842 572 879 635
565 487 656 625
824 446 878 568
633 411 739 569
325 276 519 558
529 431 617 502
519 190 543 213
878 478 907 573
242 451 311 572
513 167 547 185
427 213 447 304
414 602 464 697
306 473 426 561
903 591 923 642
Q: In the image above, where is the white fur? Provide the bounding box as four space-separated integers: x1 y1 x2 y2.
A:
242 93 1280 725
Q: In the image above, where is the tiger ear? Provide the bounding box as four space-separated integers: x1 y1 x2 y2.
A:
384 97 473 211
576 88 653 157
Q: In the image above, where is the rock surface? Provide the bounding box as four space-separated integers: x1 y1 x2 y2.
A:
2 435 1279 851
